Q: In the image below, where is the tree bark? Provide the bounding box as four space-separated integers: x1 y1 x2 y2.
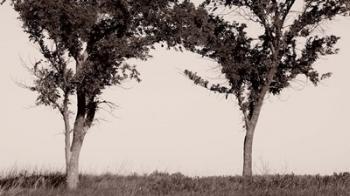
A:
243 126 255 176
63 112 71 174
66 115 86 189
66 139 84 189
66 89 87 189
242 95 265 177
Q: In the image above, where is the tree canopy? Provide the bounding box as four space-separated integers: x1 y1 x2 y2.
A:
13 0 179 115
186 0 350 125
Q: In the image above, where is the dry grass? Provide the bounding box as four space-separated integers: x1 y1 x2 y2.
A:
1 171 350 195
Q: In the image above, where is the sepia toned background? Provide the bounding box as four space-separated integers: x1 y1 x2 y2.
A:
0 1 349 176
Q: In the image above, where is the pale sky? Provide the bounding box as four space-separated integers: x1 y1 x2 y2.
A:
0 2 349 176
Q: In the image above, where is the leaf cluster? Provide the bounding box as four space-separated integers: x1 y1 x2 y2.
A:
185 0 349 119
12 0 188 112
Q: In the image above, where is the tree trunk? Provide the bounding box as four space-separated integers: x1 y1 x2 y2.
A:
66 137 84 189
65 51 91 189
63 112 71 174
241 39 280 177
66 116 86 189
243 126 255 176
242 96 265 177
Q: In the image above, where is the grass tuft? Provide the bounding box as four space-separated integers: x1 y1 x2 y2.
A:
1 171 350 195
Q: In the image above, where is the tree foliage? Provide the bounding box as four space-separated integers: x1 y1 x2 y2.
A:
11 0 218 117
185 0 349 123
12 0 191 119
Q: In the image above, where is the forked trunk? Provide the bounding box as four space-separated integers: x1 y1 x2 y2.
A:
66 51 91 189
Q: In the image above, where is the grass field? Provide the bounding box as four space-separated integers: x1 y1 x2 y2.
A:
1 171 350 195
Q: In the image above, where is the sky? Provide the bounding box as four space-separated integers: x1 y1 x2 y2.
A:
0 1 350 176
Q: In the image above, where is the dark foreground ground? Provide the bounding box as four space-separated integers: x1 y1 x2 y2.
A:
1 172 350 196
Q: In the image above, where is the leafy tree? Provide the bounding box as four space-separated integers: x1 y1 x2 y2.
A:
9 0 206 189
184 0 350 176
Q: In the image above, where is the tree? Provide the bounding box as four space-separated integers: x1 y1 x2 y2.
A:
10 0 200 189
184 0 350 176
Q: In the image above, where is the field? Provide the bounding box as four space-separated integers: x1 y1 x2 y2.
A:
1 171 350 196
